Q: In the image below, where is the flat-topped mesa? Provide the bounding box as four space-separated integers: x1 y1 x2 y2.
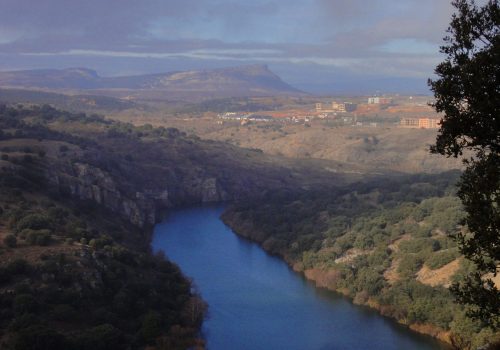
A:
0 65 304 97
62 67 100 78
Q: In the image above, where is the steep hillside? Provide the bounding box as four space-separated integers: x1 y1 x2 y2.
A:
0 105 212 349
0 104 485 349
0 104 351 350
0 105 352 226
221 175 500 349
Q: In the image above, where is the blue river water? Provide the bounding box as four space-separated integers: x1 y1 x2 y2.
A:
152 206 448 350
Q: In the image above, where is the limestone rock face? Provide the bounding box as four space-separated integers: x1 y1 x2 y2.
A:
45 162 158 227
201 178 229 202
45 162 230 227
73 162 117 192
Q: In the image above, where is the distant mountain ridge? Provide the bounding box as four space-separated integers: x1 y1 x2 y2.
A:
0 65 304 99
0 88 139 112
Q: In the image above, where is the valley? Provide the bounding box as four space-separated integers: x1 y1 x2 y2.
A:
0 65 496 350
1 0 499 348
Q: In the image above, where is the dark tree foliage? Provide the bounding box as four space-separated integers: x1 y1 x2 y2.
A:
429 0 500 327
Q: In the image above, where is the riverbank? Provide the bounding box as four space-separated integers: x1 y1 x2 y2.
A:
2 104 491 349
153 205 447 350
220 205 460 348
299 267 452 344
0 104 357 349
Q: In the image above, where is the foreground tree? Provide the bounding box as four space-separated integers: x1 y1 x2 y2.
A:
429 0 500 327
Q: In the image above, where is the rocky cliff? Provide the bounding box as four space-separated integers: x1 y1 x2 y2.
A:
45 161 230 227
0 104 208 349
1 105 333 230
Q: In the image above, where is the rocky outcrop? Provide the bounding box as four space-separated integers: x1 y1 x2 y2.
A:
45 162 230 227
45 162 156 227
196 177 229 202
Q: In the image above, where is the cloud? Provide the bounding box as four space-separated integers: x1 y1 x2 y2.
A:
0 0 459 92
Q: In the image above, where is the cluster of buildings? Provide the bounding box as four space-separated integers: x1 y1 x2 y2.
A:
218 112 315 124
218 112 272 122
367 97 393 105
315 97 394 113
315 101 357 113
400 116 442 129
217 98 441 130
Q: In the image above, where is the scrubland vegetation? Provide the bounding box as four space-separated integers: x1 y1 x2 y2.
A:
222 173 500 349
0 105 208 349
0 102 496 349
0 103 340 349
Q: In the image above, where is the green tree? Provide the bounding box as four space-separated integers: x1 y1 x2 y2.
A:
140 311 162 343
12 325 68 350
16 214 51 232
75 324 125 350
429 0 500 327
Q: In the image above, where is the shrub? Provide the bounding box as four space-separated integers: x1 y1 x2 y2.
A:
398 255 424 278
3 234 17 248
47 207 69 223
14 294 38 314
26 230 51 246
12 325 68 350
425 249 460 270
16 214 51 232
73 324 125 350
8 313 40 332
50 304 78 322
89 236 113 250
415 225 433 238
399 238 437 254
5 259 30 275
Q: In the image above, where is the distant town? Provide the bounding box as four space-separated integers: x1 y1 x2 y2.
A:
217 96 442 129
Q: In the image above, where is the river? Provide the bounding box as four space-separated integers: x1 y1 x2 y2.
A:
152 206 448 350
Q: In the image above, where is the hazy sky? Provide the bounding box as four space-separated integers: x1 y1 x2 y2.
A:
0 0 459 94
